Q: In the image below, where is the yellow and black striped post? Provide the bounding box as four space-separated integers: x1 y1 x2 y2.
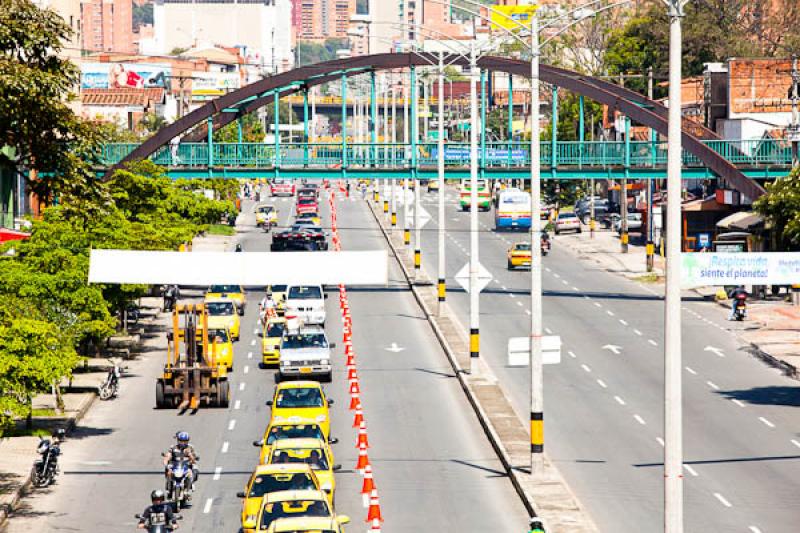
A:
620 231 629 253
404 228 411 246
646 240 655 272
437 278 446 303
470 328 479 359
391 210 397 227
383 199 389 213
531 411 543 454
414 249 421 270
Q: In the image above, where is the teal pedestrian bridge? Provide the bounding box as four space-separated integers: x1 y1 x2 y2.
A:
103 52 776 200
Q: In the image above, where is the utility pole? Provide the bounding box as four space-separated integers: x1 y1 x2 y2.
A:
790 56 800 168
662 0 687 531
619 73 629 254
469 42 480 373
391 82 398 233
437 52 447 316
646 66 656 272
403 71 411 248
412 65 421 279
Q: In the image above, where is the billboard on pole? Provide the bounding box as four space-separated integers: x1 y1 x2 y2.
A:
490 5 539 32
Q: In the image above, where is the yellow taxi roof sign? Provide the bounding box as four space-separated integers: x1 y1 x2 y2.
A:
490 5 539 31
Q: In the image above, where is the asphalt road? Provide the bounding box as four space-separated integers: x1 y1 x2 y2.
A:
3 186 528 532
396 184 800 533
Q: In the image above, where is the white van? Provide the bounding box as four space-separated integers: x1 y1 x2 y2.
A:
284 285 327 326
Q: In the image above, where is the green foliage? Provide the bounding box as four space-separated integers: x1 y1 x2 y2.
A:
132 1 153 31
541 93 602 142
296 38 349 66
754 167 800 250
169 46 189 57
214 114 266 143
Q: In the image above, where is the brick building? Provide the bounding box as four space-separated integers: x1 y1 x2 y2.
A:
295 0 356 41
81 0 137 53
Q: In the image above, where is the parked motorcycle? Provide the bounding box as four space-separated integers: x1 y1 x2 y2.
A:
31 429 65 488
165 459 193 510
98 359 124 400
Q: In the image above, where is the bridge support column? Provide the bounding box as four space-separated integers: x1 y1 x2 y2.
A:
508 74 514 169
206 117 214 178
551 86 558 194
303 87 309 167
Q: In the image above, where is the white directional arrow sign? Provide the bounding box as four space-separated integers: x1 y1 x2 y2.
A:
454 262 493 294
602 344 623 355
704 345 725 357
384 342 405 353
409 206 431 229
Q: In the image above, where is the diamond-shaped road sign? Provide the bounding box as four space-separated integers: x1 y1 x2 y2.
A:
409 206 431 229
454 262 493 294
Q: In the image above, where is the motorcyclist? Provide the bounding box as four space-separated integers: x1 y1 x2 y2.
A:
163 432 199 493
259 290 276 324
163 285 180 313
138 490 178 530
727 285 748 320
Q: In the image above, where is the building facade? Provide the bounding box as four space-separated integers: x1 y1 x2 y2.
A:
294 0 356 41
81 0 137 53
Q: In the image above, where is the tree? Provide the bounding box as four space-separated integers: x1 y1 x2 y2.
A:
754 167 800 250
132 1 153 32
214 113 266 143
296 38 349 66
0 0 107 200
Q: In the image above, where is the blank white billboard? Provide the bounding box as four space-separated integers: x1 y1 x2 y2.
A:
88 250 388 286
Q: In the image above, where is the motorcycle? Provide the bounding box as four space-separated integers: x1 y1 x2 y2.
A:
733 294 747 321
31 429 64 488
134 512 182 533
541 234 551 257
165 459 193 510
98 359 124 400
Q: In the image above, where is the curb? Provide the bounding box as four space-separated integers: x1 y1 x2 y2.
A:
0 393 97 528
366 199 597 531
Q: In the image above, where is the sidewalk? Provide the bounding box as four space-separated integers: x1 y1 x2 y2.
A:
556 229 664 279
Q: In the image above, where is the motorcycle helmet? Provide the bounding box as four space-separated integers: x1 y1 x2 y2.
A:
151 489 166 504
176 431 190 444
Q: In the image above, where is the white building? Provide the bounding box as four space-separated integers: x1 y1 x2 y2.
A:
151 0 293 74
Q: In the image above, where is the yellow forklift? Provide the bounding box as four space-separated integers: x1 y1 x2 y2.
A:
155 304 230 410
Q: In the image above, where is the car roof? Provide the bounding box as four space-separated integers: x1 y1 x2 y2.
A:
272 437 327 450
269 517 339 531
276 380 324 391
252 463 314 476
267 317 288 324
295 326 325 333
261 489 327 504
204 297 237 304
268 418 320 428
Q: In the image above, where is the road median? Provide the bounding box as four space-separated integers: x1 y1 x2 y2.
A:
366 198 598 532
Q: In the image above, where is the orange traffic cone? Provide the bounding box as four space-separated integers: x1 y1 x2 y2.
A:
349 392 360 410
368 518 382 532
366 489 382 522
346 352 356 368
352 406 364 428
356 443 370 472
361 464 375 506
347 367 358 380
349 380 361 395
356 421 369 448
344 341 353 355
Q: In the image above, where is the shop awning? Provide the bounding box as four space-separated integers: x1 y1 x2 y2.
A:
0 227 30 243
716 211 764 231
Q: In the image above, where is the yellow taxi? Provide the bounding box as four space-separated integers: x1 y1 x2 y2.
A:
256 205 279 228
254 419 331 465
427 179 439 192
296 212 322 226
264 516 350 533
238 464 321 533
267 381 332 438
206 285 246 315
204 327 234 370
205 298 241 341
266 438 339 504
268 285 288 316
262 316 287 366
254 490 347 532
507 242 532 270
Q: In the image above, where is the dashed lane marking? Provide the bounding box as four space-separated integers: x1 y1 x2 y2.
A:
213 466 222 481
239 382 245 391
656 437 665 447
516 301 523 307
247 352 253 359
731 399 746 408
594 302 602 308
619 319 628 326
525 309 531 315
568 351 577 358
234 400 241 410
244 366 250 374
759 417 775 428
572 286 580 292
791 439 800 449
553 273 560 279
749 527 763 533
614 395 626 405
581 364 592 373
596 379 607 388
545 327 553 334
648 339 658 346
606 310 615 316
685 366 697 375
253 329 259 334
633 414 646 425
713 493 733 508
228 419 236 431
509 293 516 299
706 380 720 390
250 339 256 346
634 329 643 336
221 441 229 453
683 464 699 477
203 498 213 514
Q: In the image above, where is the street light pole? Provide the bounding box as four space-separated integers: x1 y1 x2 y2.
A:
437 52 447 316
391 82 398 233
663 0 686 531
529 8 544 477
403 70 411 248
469 42 480 373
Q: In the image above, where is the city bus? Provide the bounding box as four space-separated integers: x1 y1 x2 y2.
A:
494 188 531 230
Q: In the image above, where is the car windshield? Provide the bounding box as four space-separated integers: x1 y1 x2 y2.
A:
275 387 324 408
209 329 230 342
288 286 322 300
282 333 328 350
266 424 324 444
514 244 531 251
558 213 577 219
270 448 329 470
267 323 286 338
290 225 319 233
248 472 316 497
258 206 274 213
270 285 287 293
298 213 318 220
209 285 240 294
260 499 330 529
298 198 316 205
501 196 528 205
206 301 234 315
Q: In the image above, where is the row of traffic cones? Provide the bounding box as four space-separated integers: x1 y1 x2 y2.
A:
329 185 384 532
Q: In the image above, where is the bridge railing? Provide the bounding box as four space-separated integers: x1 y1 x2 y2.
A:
101 138 792 170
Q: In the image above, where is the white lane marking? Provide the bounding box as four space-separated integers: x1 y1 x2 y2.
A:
248 351 253 359
634 329 643 336
648 339 658 346
243 365 250 374
581 364 592 373
683 464 699 477
572 286 580 292
553 273 560 278
250 339 256 346
606 310 615 316
509 293 516 299
706 380 720 390
213 466 222 481
583 295 590 300
596 379 607 388
203 498 213 513
594 302 602 308
749 527 763 533
228 419 236 431
614 395 626 405
516 301 523 307
713 492 733 508
525 309 531 315
791 439 800 449
239 382 245 391
633 414 646 425
253 328 259 334
758 417 775 428
567 350 577 358
234 400 241 410
501 285 508 290
561 280 569 286
731 399 746 408
545 267 551 273
656 437 665 447
545 327 553 334
685 366 697 375
221 441 229 453
619 319 628 326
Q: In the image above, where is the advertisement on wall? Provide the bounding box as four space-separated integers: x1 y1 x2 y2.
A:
681 252 800 288
191 71 241 98
81 62 171 89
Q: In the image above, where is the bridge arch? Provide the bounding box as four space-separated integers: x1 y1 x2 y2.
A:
110 52 765 199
